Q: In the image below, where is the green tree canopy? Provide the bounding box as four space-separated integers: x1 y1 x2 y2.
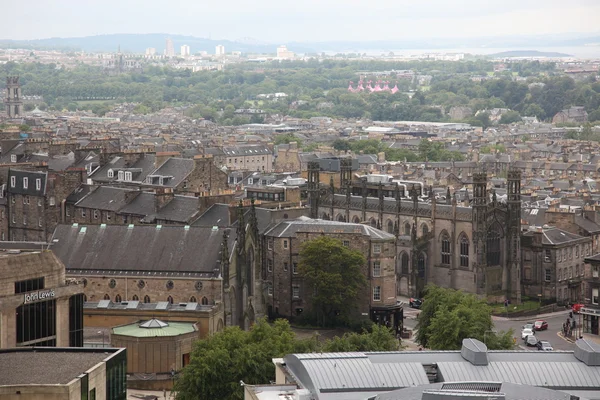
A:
498 110 522 125
274 133 303 147
298 236 367 327
174 318 398 400
415 285 514 350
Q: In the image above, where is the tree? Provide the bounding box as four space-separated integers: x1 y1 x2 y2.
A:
174 318 399 400
332 139 352 151
298 236 367 327
174 319 312 400
498 110 522 125
415 285 513 350
274 133 302 147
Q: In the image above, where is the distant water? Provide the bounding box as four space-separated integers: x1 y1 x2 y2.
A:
336 46 600 59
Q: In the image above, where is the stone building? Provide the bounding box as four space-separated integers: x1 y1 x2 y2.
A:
0 249 84 348
552 106 588 124
262 216 402 331
222 144 273 172
2 168 85 241
521 226 592 304
310 161 523 302
582 253 600 337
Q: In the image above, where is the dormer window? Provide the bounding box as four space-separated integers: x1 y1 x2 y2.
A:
117 171 124 180
108 169 114 178
124 171 132 182
10 155 16 163
36 179 41 191
248 178 253 185
23 177 28 189
10 176 16 188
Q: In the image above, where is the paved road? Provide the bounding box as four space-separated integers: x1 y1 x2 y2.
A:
492 309 576 351
400 301 576 351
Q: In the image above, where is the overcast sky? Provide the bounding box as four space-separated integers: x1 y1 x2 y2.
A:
3 0 599 42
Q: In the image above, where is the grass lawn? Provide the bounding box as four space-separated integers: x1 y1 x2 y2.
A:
490 300 540 315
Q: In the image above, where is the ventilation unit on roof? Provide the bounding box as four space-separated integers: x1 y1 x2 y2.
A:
460 338 488 366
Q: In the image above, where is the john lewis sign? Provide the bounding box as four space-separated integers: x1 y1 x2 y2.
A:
23 289 56 304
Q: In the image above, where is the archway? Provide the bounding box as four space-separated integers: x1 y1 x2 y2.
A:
369 218 377 228
352 216 360 224
337 214 346 222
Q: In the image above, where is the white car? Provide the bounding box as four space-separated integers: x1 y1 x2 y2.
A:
521 328 534 340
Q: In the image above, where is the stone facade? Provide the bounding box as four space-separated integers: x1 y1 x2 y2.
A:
313 168 523 302
262 218 398 325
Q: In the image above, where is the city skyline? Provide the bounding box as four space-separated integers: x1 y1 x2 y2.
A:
1 0 599 43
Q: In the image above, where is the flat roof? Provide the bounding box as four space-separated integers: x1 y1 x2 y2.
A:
0 348 117 385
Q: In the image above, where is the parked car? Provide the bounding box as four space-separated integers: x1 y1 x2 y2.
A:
409 298 423 309
525 335 538 347
572 304 584 314
522 322 534 330
536 340 554 351
521 328 534 340
534 320 548 331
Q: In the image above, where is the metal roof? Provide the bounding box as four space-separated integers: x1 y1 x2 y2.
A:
437 361 600 388
112 321 196 338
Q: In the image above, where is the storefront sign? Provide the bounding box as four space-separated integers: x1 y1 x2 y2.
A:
581 307 600 316
23 289 56 304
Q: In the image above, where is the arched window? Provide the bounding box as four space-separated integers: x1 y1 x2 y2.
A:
459 234 469 267
201 296 209 305
337 214 345 222
321 213 329 220
132 294 139 301
401 252 409 275
115 294 122 303
417 253 426 278
352 216 360 224
441 231 451 265
370 218 377 228
404 223 411 236
487 224 502 266
190 296 197 303
103 294 110 300
385 220 393 233
421 224 429 237
144 295 150 303
167 296 174 304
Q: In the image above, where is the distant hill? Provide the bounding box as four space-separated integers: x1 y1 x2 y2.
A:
487 50 573 58
1 33 600 55
0 33 308 54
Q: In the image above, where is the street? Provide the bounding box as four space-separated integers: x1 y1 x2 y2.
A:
402 303 576 351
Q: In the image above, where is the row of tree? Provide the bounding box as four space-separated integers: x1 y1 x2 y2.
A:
173 318 399 400
2 60 599 124
331 138 465 162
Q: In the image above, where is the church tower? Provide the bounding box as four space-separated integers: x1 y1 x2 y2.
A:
472 171 488 294
307 161 320 219
5 76 22 119
506 167 522 302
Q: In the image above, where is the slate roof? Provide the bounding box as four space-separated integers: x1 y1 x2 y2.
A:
51 224 233 277
222 145 271 156
7 169 47 196
75 186 136 212
142 195 201 224
575 215 600 234
264 216 395 240
524 227 589 245
145 157 195 188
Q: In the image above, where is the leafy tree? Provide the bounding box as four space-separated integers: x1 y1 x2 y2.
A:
472 112 491 129
298 236 367 327
415 285 513 350
321 324 399 352
332 139 352 151
273 133 303 147
18 124 31 132
174 318 399 400
523 103 545 119
174 319 313 400
498 110 522 125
